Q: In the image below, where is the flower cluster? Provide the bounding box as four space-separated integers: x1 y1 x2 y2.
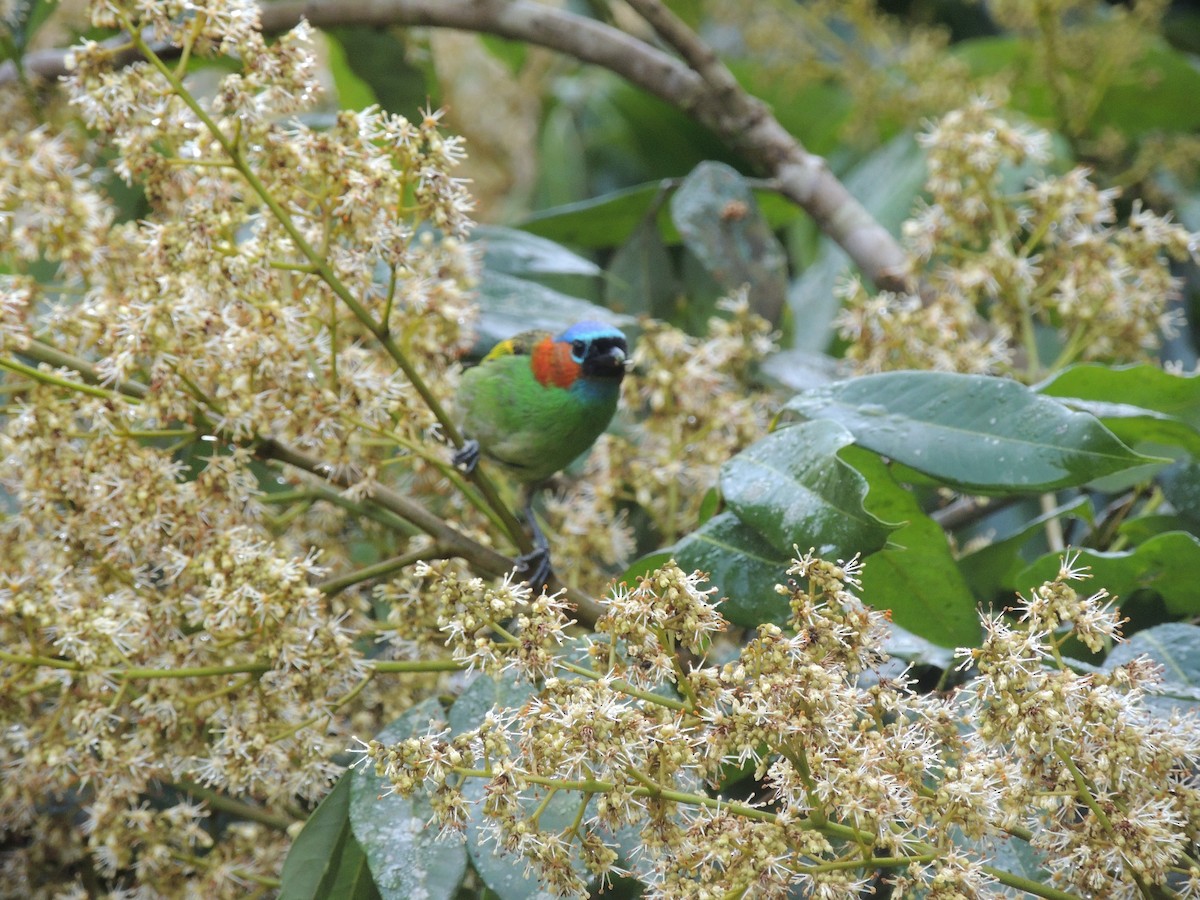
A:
0 0 478 893
837 95 1199 378
363 552 1200 898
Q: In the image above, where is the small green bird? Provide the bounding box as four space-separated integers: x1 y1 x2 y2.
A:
453 320 628 585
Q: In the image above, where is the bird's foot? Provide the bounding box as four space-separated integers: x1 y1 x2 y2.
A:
451 439 480 473
516 496 552 590
515 546 553 592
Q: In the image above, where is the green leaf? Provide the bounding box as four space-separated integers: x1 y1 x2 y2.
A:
1119 513 1197 544
1038 364 1200 425
349 697 466 900
697 487 720 526
1016 532 1200 616
1037 364 1200 454
473 226 601 278
280 774 382 900
721 421 896 559
670 162 788 324
479 34 527 74
536 103 589 208
670 511 792 628
1103 623 1200 717
885 623 957 670
1159 461 1200 526
524 182 668 247
1048 400 1200 457
324 28 433 118
3 0 56 50
1092 41 1200 136
521 182 803 250
324 29 377 111
618 550 675 587
785 371 1160 493
471 272 632 352
604 210 678 318
726 63 852 157
956 35 1200 137
957 496 1094 601
844 448 981 648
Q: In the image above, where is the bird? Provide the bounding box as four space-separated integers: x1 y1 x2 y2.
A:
453 320 628 587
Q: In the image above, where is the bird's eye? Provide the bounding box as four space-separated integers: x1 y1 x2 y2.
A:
571 339 586 359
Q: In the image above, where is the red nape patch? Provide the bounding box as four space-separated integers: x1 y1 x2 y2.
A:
531 337 580 389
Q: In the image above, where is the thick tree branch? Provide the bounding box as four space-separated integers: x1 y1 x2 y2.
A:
4 0 912 292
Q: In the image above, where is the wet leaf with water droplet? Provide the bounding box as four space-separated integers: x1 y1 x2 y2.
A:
786 372 1160 493
721 420 896 558
349 697 466 900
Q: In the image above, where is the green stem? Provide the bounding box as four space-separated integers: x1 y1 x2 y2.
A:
24 338 149 398
555 659 689 712
120 662 272 679
370 659 465 674
174 778 294 831
1055 744 1155 899
0 357 128 401
0 650 79 670
318 547 429 596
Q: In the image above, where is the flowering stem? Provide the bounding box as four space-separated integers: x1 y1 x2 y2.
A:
269 672 376 743
119 662 272 679
622 766 779 823
782 745 826 827
798 853 936 874
255 437 518 578
123 22 529 554
261 482 419 537
318 547 430 596
555 659 689 712
175 778 295 830
1055 744 1156 899
980 866 1088 900
0 650 79 670
370 659 465 673
0 356 128 401
23 338 149 398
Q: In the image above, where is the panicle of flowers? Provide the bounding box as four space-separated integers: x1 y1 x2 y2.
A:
837 95 1199 378
420 562 574 680
364 556 1011 897
593 561 725 688
59 5 477 456
957 558 1200 896
1 0 477 892
776 549 886 673
365 551 1200 898
987 0 1174 147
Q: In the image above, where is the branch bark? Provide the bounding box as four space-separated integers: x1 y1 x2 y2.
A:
255 437 605 624
4 0 912 292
